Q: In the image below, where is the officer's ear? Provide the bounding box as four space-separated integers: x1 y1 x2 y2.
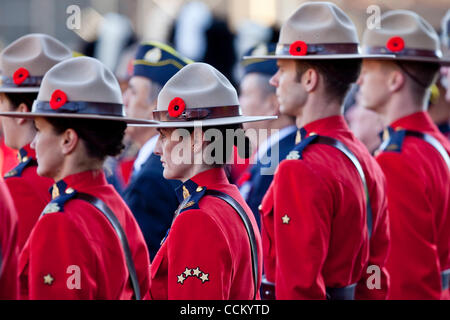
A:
60 128 79 155
301 68 319 93
14 103 30 125
387 67 406 93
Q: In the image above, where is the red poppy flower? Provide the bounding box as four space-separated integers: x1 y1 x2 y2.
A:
12 67 29 85
168 97 185 118
289 41 308 56
49 89 67 110
386 36 405 52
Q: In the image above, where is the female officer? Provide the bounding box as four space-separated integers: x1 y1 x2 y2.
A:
0 56 152 299
0 34 72 250
148 62 275 299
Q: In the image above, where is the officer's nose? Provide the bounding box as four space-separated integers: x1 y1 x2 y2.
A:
270 71 280 88
154 134 163 156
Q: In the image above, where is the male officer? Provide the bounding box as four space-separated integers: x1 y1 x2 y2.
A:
122 41 192 260
0 34 72 250
237 43 296 227
358 10 450 299
248 2 390 299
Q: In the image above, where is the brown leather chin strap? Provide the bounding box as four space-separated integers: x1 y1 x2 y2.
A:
395 61 429 88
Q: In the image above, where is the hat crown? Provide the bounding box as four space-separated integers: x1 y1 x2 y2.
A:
362 10 440 52
37 56 123 104
0 33 72 77
157 62 239 111
279 2 358 45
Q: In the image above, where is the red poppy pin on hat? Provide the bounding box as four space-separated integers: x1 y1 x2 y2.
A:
12 67 29 85
168 97 185 118
49 89 67 110
386 36 405 52
289 41 307 56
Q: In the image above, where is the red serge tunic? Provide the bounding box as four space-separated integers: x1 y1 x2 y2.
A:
4 144 53 250
376 111 450 299
261 115 390 299
0 179 19 299
149 167 263 299
19 170 151 299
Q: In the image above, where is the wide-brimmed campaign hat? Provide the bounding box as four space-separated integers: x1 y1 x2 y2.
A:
361 10 450 66
0 33 72 93
244 2 394 61
0 56 156 124
146 62 276 128
133 41 193 87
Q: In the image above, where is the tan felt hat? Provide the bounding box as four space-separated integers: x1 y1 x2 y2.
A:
244 1 394 61
0 33 72 93
147 62 276 128
361 10 450 65
0 56 156 124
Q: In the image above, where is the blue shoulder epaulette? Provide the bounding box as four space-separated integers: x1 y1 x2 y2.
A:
176 185 207 215
3 157 36 179
381 129 406 153
285 134 319 160
41 182 78 215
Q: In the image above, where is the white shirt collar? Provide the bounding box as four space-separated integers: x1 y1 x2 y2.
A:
133 134 159 173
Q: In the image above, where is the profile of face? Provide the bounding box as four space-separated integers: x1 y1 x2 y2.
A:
31 117 65 179
357 60 392 112
239 73 276 131
123 76 156 141
154 127 196 181
0 93 32 150
441 66 450 102
269 59 306 117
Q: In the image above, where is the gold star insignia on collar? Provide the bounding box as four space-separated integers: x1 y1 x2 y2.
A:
43 274 54 285
295 130 301 144
182 185 190 199
286 150 300 160
51 184 60 199
282 214 291 224
65 187 75 194
21 156 29 163
196 186 203 192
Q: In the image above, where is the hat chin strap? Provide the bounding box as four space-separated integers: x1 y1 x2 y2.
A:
395 61 429 88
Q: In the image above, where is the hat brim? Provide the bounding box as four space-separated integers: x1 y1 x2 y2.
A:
127 115 278 128
0 111 158 125
361 55 450 66
0 86 40 93
244 53 396 61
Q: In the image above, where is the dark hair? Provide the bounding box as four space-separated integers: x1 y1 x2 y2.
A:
185 123 252 166
395 61 440 105
45 117 127 161
4 92 38 111
295 59 362 104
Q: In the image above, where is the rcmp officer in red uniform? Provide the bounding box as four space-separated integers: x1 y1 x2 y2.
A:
246 2 391 299
148 62 274 299
0 34 72 250
358 10 450 299
0 56 152 299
